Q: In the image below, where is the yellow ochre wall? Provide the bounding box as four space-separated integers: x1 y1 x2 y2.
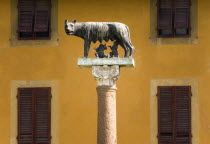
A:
0 0 210 144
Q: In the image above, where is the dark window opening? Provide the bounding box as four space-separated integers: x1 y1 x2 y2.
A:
175 28 189 36
35 32 50 38
158 29 173 37
19 32 33 38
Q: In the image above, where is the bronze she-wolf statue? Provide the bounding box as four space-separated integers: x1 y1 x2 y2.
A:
65 19 135 58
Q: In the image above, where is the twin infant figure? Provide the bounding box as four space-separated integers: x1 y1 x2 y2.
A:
94 41 119 58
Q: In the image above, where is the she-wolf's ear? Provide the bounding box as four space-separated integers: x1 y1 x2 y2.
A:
65 20 68 24
72 19 77 23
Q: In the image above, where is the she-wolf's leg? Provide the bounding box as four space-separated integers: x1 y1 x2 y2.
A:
123 38 134 57
126 41 134 57
84 40 91 58
130 46 134 56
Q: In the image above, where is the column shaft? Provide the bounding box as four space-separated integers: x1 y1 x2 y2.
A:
97 85 117 144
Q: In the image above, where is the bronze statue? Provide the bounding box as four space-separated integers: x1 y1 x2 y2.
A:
65 19 134 58
94 44 108 58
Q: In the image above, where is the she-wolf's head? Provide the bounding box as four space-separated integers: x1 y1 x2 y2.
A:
65 19 76 35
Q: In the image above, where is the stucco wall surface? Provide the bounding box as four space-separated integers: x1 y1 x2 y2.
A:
0 0 210 144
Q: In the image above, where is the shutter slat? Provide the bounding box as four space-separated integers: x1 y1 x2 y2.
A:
18 0 34 9
175 0 190 8
34 0 51 32
175 86 191 143
18 0 34 32
35 88 51 144
158 86 174 143
158 0 173 29
174 0 190 28
18 88 34 144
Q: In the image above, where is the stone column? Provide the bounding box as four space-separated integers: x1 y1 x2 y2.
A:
92 65 120 144
78 58 134 144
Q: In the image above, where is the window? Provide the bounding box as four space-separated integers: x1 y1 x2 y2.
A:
18 0 51 40
17 87 51 144
157 0 191 37
157 86 192 143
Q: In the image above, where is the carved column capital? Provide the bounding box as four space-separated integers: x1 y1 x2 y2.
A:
92 65 120 86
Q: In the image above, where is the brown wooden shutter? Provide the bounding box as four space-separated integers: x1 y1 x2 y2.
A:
35 88 51 144
34 0 51 32
157 86 191 144
175 86 192 143
18 88 34 144
18 87 51 144
18 0 34 32
174 0 190 29
157 0 173 30
158 86 174 143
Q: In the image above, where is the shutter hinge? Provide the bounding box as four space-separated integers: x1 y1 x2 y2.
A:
190 92 192 96
16 95 18 98
156 93 158 97
16 136 18 140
